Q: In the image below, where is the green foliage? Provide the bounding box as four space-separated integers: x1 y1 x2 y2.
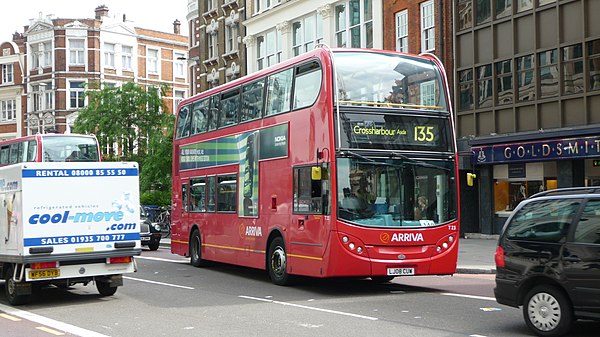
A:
141 190 172 207
74 82 173 205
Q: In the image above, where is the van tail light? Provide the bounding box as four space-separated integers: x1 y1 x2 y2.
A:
31 262 59 269
494 246 505 268
107 256 132 264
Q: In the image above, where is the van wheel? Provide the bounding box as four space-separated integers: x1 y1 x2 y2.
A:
190 229 210 267
267 237 292 285
96 281 118 296
523 285 572 337
4 266 30 305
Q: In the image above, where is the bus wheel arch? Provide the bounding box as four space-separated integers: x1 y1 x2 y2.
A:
266 231 292 286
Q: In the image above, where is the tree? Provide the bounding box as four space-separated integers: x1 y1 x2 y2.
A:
73 82 174 205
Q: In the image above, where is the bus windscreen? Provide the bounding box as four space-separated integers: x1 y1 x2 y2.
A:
42 136 100 162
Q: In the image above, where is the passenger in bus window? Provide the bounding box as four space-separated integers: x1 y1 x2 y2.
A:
414 196 428 220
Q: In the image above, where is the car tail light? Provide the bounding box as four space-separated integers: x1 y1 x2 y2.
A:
494 246 505 268
107 256 133 264
31 262 58 269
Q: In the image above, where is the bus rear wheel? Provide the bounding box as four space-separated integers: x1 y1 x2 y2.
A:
268 237 292 286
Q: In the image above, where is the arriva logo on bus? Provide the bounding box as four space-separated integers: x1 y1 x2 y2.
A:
380 232 424 243
239 223 263 239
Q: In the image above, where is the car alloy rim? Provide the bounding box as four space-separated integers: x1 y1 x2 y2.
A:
528 292 561 331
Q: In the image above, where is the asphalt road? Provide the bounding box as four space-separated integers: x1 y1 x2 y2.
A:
1 246 599 337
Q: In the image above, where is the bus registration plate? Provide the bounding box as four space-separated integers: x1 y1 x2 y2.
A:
29 269 60 279
387 267 415 276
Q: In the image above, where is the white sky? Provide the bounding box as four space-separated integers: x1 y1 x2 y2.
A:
0 0 189 41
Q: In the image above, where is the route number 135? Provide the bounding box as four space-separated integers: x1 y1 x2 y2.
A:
414 126 435 142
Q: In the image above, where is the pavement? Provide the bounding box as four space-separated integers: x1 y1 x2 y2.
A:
158 233 498 275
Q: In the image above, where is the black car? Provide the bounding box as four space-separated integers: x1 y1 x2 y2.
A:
140 206 161 251
494 187 600 337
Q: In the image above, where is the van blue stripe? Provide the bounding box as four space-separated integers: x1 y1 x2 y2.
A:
22 168 138 178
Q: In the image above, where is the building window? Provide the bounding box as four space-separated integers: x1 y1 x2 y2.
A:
589 39 600 91
496 0 512 19
516 0 533 13
496 60 513 105
69 81 85 108
207 32 216 59
420 81 436 107
122 45 133 70
69 39 85 65
104 43 115 68
225 22 238 54
2 64 13 84
174 90 186 113
0 99 16 122
562 43 584 95
475 0 491 25
31 82 54 112
335 0 373 49
421 1 435 52
395 10 408 53
31 41 52 68
538 0 556 6
477 64 493 108
457 0 472 31
539 49 559 98
459 69 474 111
174 52 185 78
292 13 324 57
147 48 159 74
205 0 215 11
517 54 535 101
257 29 282 70
254 0 281 14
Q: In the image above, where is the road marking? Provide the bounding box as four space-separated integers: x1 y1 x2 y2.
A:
440 293 496 301
0 303 109 337
136 256 189 263
0 313 21 321
36 326 65 335
123 276 195 290
239 295 378 321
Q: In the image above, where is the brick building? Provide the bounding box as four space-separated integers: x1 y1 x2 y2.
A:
0 5 188 139
382 0 454 95
186 0 246 94
0 37 25 140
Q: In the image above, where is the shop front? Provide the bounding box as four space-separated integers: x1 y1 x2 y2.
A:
469 128 600 234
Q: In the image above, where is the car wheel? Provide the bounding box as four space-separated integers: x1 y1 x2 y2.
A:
189 229 210 267
4 265 30 305
523 285 572 337
148 241 159 251
96 281 118 296
267 237 292 285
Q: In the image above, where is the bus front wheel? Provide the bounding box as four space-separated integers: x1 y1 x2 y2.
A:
268 237 292 286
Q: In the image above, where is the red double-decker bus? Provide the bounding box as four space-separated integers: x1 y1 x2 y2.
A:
171 47 459 285
0 133 101 166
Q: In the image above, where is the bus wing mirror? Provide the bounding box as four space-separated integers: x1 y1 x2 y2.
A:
311 166 322 181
